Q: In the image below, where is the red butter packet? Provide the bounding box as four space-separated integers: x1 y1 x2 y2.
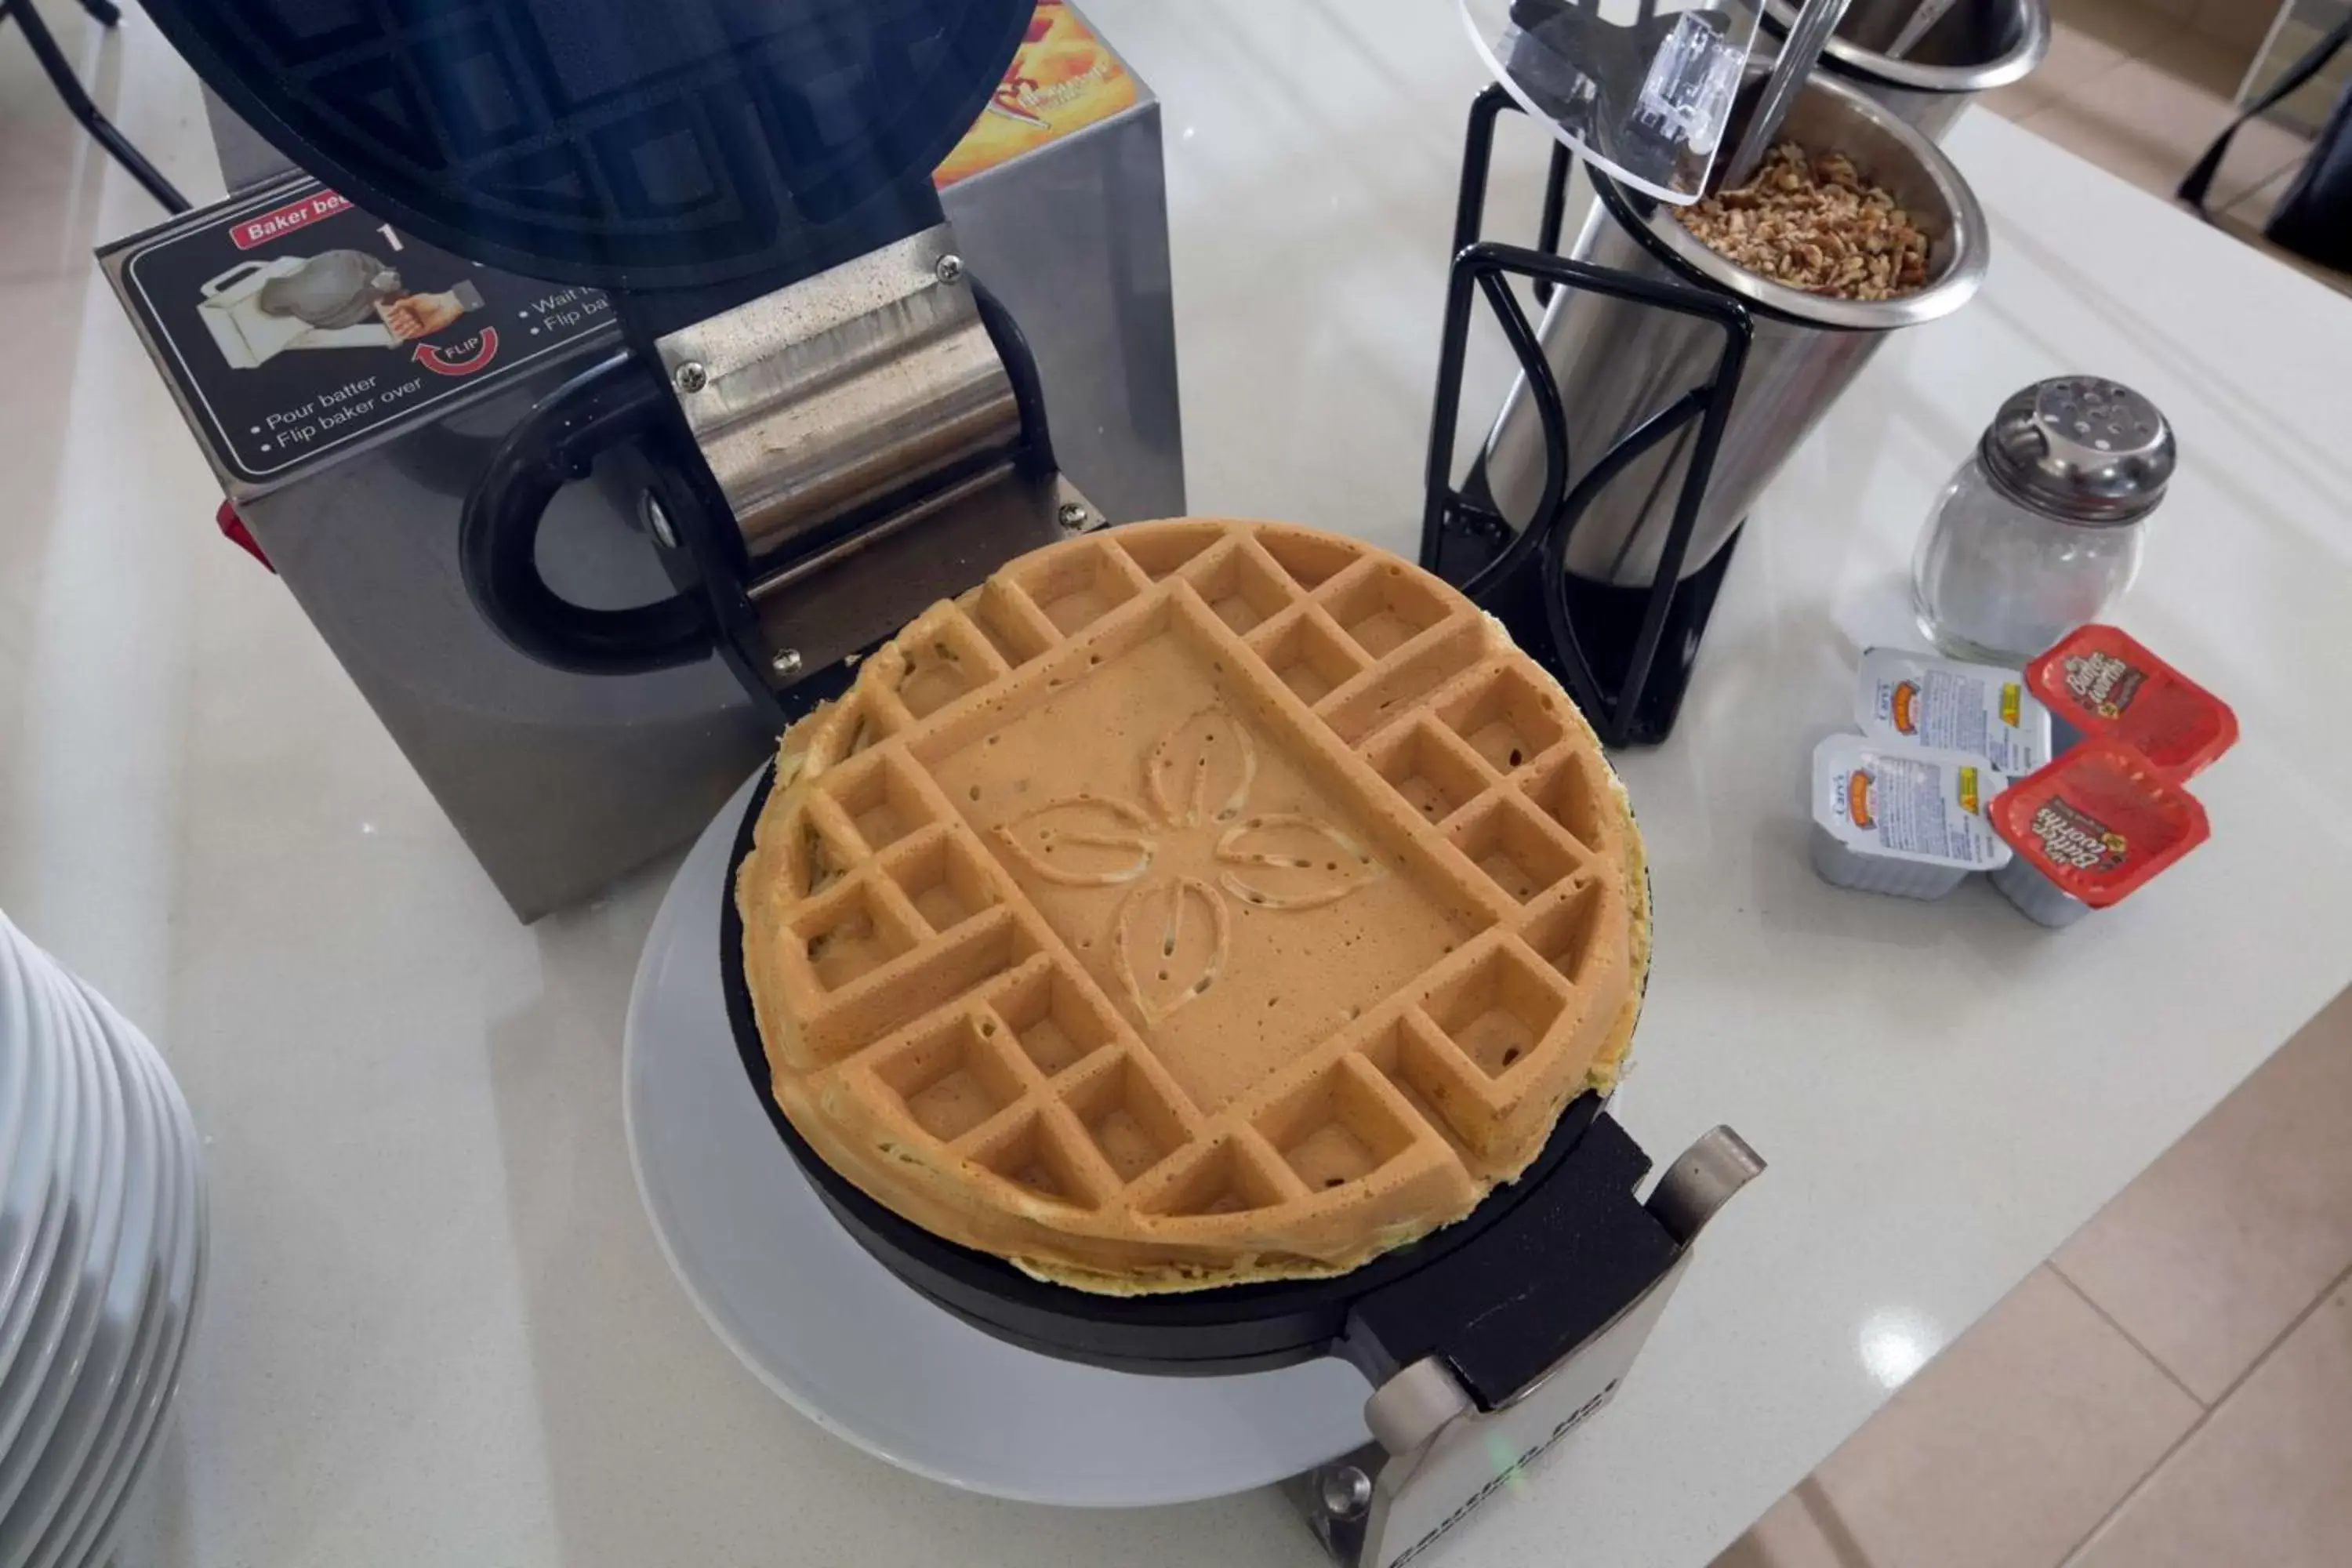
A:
1989 740 2209 909
2026 624 2238 781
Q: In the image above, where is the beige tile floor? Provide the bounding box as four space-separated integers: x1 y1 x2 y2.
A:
1711 985 2352 1568
1979 0 2352 295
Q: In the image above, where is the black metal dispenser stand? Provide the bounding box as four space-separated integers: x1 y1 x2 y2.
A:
1421 85 1753 748
1 0 188 212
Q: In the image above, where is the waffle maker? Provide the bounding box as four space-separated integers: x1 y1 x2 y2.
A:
142 0 1086 730
135 5 1762 1562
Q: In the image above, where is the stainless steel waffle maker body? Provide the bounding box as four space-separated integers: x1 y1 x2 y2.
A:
106 6 1759 1563
100 4 1181 920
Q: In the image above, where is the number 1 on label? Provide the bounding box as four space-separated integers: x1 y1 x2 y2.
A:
377 223 405 252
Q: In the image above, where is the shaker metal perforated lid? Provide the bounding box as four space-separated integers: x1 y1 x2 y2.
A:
1980 376 2176 524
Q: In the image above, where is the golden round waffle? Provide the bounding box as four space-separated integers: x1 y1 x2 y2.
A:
735 519 1648 1294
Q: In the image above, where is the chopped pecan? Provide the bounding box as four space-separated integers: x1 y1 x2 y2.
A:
1675 143 1932 302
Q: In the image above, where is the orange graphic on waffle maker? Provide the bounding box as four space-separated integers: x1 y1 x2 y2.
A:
935 1 1139 187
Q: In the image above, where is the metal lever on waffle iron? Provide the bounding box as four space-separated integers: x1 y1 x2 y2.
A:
458 351 713 676
458 255 1069 706
1290 1124 1763 1568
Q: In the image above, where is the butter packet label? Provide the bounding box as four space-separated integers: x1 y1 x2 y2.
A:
1858 648 2051 776
1814 735 2012 869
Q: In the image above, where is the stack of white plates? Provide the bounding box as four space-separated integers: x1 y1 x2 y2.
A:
0 912 206 1568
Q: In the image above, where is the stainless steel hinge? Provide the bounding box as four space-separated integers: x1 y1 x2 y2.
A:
655 223 1093 689
1287 1126 1764 1568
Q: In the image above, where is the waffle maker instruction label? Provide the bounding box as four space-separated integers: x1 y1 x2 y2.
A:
111 179 614 491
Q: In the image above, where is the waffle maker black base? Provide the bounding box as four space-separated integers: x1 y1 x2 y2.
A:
719 766 1684 1392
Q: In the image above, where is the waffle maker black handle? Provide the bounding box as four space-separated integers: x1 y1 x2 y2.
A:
456 268 1062 683
457 352 720 676
1338 1109 1682 1409
715 764 1704 1383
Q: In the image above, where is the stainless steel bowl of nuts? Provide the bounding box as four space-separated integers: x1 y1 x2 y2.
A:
1480 71 1988 589
1632 71 1989 328
1675 140 1931 303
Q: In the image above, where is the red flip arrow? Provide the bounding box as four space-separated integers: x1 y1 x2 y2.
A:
413 328 499 376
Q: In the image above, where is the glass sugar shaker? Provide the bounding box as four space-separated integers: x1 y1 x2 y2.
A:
1912 376 2176 666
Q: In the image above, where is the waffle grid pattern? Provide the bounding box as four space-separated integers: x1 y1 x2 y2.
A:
150 0 1028 289
738 520 1645 1289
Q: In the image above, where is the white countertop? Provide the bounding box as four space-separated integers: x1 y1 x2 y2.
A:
5 2 2352 1565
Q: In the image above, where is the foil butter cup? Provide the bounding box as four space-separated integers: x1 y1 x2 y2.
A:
1987 738 2212 927
1990 856 2095 927
1811 735 2010 899
2026 624 2238 781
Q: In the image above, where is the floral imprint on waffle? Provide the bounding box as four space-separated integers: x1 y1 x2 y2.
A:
994 706 1381 1023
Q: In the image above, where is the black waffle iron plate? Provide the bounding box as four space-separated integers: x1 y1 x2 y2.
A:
718 766 1682 1392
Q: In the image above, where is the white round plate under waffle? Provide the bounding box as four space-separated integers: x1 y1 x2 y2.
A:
625 775 1376 1508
